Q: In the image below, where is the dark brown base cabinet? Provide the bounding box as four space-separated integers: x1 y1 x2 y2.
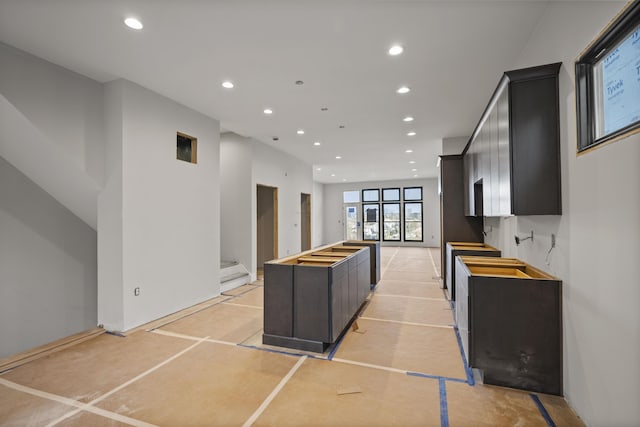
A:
445 242 501 300
343 240 380 285
455 256 562 395
263 243 371 353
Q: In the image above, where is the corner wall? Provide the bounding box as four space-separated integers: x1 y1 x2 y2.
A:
99 80 221 332
483 2 639 425
322 178 439 247
220 133 252 272
312 181 325 247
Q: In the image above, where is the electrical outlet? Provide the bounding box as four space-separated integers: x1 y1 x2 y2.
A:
551 234 556 248
134 287 140 296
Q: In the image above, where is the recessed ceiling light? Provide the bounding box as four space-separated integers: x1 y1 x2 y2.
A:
316 167 322 171
124 17 143 30
342 179 347 182
409 160 416 164
263 108 273 115
405 149 413 153
413 174 419 178
321 107 329 111
331 174 336 177
388 45 404 56
407 131 416 136
403 116 414 122
221 81 234 89
297 129 305 135
339 125 345 129
412 168 417 172
397 86 410 94
335 156 342 159
313 142 321 146
295 80 304 85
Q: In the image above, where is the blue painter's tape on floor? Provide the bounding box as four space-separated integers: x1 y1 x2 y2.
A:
530 393 557 427
441 288 455 310
406 371 467 383
453 326 475 386
327 332 346 361
439 378 450 427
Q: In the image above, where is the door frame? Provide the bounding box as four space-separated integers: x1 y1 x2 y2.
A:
301 193 311 251
343 203 361 240
257 184 278 264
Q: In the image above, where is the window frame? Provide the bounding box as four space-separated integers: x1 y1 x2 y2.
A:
382 187 401 202
362 203 380 241
177 132 198 164
403 186 423 201
362 188 380 202
575 1 640 153
403 202 424 242
382 202 401 242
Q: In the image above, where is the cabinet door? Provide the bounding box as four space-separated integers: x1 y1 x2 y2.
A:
510 77 561 215
497 84 511 215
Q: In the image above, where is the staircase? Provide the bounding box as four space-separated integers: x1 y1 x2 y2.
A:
220 261 251 293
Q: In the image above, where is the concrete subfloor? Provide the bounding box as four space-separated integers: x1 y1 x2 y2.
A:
0 246 584 426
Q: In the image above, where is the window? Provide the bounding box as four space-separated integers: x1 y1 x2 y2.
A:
403 187 422 201
177 132 197 163
576 2 640 152
404 202 423 241
382 203 401 241
382 188 400 201
362 204 380 240
362 189 380 202
343 190 360 203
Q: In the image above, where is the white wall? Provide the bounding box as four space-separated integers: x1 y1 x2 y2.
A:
220 133 252 272
0 42 104 185
483 2 639 425
0 43 100 358
251 140 314 271
312 181 325 247
442 136 469 155
99 80 220 332
322 178 439 247
0 43 103 228
0 156 97 358
98 80 124 332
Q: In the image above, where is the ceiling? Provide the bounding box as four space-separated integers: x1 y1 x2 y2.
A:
0 0 552 184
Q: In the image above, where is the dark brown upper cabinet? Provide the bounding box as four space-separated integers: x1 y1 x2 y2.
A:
463 63 562 217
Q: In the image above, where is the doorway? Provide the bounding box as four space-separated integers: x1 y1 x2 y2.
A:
344 203 361 240
301 193 311 251
257 185 278 272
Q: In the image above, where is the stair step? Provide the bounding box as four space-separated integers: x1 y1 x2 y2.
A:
220 260 239 269
221 272 250 283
